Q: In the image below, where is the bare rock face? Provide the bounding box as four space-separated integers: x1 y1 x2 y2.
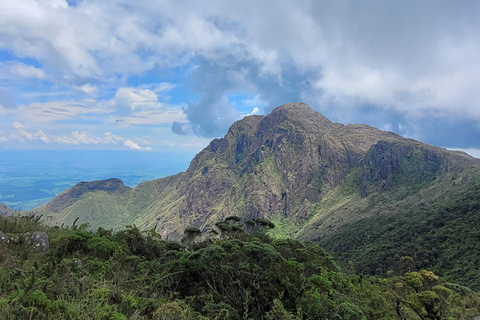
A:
30 231 49 252
359 141 408 196
359 140 444 197
32 102 480 240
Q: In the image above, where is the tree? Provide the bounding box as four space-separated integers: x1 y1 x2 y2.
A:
182 227 202 245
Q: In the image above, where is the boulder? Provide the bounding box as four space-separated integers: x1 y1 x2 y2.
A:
0 231 9 244
30 231 49 252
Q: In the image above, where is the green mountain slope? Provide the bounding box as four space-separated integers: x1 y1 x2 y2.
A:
7 102 480 288
321 179 480 290
30 103 480 237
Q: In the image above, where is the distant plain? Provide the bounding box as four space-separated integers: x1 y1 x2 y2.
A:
0 149 195 210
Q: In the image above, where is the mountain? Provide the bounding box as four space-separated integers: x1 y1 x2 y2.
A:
7 102 480 288
26 102 479 236
0 203 15 216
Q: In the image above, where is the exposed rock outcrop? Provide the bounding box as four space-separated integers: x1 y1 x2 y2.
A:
0 230 49 252
0 231 9 244
30 231 49 252
30 102 480 240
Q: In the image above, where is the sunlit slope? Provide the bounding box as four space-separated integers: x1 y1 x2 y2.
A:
31 103 480 242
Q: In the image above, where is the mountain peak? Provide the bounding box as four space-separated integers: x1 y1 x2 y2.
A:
271 102 322 118
272 102 314 113
263 102 334 132
34 102 480 244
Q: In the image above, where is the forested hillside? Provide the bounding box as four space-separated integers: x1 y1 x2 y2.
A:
3 103 480 319
1 215 480 319
321 179 480 292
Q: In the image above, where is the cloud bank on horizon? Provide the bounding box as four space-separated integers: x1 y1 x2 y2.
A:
0 0 479 155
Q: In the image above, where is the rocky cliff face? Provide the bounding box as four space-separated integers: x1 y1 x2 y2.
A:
22 102 480 240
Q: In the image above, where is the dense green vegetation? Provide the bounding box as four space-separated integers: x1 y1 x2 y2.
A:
321 180 480 292
1 216 480 319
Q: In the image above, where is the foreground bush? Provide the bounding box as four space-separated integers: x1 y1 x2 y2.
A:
0 215 479 319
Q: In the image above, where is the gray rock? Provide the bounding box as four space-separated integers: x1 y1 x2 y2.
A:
0 231 9 244
30 231 49 252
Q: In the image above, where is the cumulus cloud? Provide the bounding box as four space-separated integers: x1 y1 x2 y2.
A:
114 87 161 112
1 0 480 149
247 107 260 116
3 86 184 127
12 122 23 129
111 86 185 125
124 140 142 150
6 122 151 150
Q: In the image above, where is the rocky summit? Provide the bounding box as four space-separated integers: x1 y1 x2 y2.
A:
20 102 479 243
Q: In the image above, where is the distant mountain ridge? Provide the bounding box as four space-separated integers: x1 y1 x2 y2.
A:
3 102 474 240
0 203 15 216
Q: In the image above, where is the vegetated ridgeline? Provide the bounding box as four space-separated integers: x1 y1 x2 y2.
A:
3 102 480 287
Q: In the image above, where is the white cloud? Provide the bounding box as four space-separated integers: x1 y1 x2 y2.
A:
12 122 24 129
6 122 151 150
11 100 110 124
247 107 259 116
3 86 184 127
114 87 161 112
110 86 185 125
75 84 98 96
1 0 480 149
9 62 45 79
124 140 141 150
103 132 124 144
113 109 185 126
2 1 478 120
147 82 176 93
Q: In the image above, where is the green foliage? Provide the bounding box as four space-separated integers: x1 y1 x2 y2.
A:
87 237 121 257
182 227 202 245
0 215 479 319
322 180 480 291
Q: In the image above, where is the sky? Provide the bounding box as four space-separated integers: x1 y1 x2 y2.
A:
1 0 480 157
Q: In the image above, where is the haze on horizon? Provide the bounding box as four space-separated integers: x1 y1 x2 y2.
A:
0 0 480 158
